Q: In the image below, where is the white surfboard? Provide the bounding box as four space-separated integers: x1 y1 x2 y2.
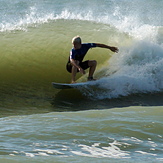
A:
52 82 93 89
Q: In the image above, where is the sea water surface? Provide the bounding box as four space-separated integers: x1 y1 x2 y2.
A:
0 0 163 162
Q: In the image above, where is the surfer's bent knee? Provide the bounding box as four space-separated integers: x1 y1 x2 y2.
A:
88 60 97 67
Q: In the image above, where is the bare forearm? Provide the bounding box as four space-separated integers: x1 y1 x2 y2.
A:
70 59 85 74
95 43 119 53
96 43 111 49
70 59 80 69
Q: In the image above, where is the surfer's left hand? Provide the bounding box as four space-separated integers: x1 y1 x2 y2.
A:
110 46 119 53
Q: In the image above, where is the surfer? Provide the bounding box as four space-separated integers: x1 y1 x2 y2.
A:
66 36 118 83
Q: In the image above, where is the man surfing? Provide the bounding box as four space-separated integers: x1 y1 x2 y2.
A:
66 36 118 83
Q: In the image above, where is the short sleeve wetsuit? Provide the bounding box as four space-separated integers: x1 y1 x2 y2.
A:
66 43 97 73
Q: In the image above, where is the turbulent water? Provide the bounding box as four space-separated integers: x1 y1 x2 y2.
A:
0 0 163 162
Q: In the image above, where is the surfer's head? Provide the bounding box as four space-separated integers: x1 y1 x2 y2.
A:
72 36 82 49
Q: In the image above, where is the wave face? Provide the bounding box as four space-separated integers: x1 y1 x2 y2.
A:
0 0 163 106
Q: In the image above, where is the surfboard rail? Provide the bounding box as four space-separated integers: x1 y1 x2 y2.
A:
52 82 92 89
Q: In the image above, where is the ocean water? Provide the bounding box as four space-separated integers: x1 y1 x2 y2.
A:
0 0 163 162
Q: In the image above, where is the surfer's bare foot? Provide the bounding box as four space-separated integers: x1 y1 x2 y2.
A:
87 77 96 81
71 81 76 84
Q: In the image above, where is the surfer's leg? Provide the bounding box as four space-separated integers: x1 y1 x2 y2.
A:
79 60 97 81
88 60 97 80
71 61 80 83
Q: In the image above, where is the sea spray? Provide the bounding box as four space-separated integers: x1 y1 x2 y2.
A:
80 41 163 99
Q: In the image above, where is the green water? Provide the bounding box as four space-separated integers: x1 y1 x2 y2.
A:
0 20 130 111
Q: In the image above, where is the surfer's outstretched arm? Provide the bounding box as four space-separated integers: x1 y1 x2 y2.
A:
95 43 119 53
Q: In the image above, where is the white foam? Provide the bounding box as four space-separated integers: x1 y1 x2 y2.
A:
0 7 54 32
25 153 35 157
87 40 163 99
135 151 157 156
34 149 64 155
71 141 130 158
0 4 161 43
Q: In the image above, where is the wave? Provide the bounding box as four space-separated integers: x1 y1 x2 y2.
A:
0 19 163 101
0 0 163 105
0 18 125 109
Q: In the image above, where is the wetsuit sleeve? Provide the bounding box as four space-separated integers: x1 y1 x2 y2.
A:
86 43 97 48
70 49 75 59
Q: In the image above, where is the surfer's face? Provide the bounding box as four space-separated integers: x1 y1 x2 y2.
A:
73 42 82 49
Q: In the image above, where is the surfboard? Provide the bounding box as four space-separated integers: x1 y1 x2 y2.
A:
52 82 91 89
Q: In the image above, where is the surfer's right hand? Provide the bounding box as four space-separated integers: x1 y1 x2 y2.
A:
79 68 86 75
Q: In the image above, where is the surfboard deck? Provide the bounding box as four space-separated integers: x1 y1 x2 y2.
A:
52 82 91 89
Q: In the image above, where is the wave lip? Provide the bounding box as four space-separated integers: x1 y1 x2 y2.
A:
0 7 55 32
1 0 162 40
